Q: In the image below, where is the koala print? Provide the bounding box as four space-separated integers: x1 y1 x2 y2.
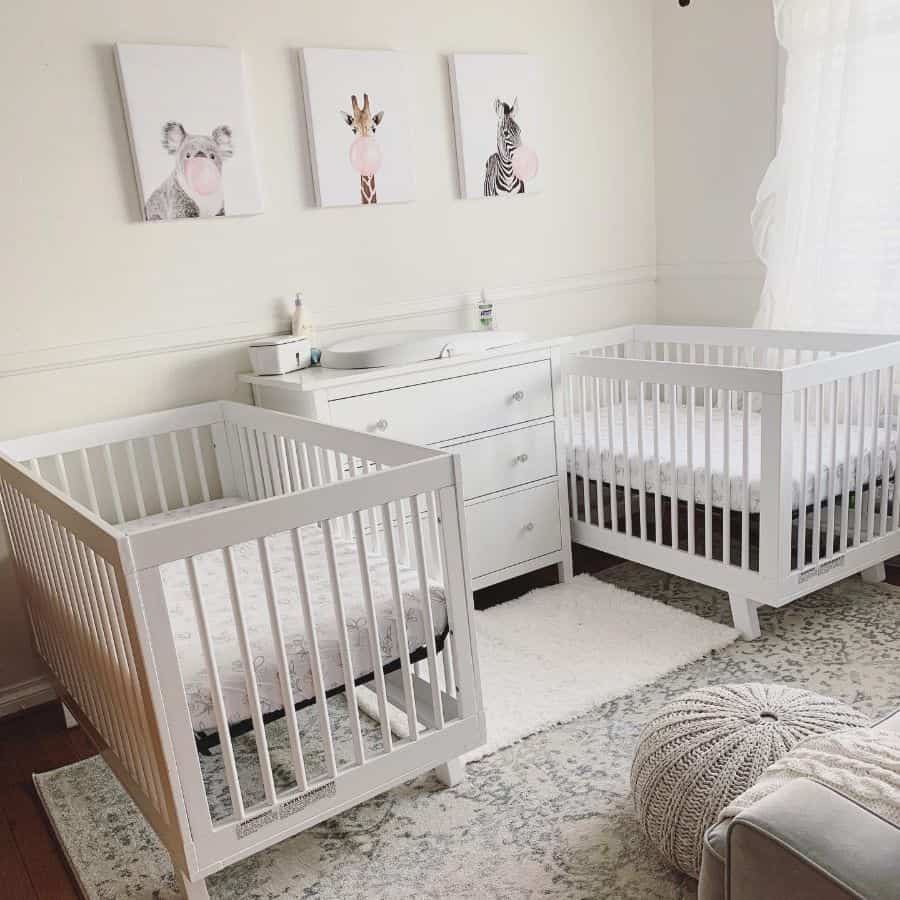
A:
144 121 233 221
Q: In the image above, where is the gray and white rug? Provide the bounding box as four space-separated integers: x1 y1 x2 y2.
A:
35 564 900 899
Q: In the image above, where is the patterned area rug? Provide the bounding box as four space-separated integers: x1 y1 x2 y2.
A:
35 564 900 899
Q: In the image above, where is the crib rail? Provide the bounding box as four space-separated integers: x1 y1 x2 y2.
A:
564 327 900 606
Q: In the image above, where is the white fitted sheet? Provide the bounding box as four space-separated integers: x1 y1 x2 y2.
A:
125 499 447 734
564 403 897 513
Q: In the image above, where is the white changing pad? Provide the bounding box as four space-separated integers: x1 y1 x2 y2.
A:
124 499 447 734
564 403 897 513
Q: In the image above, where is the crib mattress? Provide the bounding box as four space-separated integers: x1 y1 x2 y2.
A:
564 403 897 514
124 499 447 735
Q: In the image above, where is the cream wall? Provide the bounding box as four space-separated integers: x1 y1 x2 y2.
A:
0 1 656 702
653 0 778 326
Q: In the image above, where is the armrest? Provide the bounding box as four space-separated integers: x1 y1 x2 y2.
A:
726 779 900 900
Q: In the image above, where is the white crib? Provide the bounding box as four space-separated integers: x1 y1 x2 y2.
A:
0 401 484 898
563 325 900 639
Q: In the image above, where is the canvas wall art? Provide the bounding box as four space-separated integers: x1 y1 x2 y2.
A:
449 53 544 200
299 48 416 208
115 43 264 222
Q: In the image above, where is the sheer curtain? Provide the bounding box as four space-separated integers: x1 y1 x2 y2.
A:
753 0 900 331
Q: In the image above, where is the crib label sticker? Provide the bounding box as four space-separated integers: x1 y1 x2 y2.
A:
798 554 845 584
235 781 337 840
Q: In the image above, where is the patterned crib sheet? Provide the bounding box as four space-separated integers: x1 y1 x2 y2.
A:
125 499 447 734
564 403 898 513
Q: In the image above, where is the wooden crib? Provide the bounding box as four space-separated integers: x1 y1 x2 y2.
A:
563 325 900 639
0 401 484 898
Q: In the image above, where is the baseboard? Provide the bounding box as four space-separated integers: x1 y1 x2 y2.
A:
0 265 657 379
0 674 56 719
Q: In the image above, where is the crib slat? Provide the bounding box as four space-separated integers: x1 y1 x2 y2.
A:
222 545 277 805
840 377 854 553
79 448 100 515
238 427 260 500
723 389 731 565
125 440 147 518
289 527 337 778
622 380 633 537
879 367 893 536
190 427 211 503
567 376 578 525
257 536 309 791
351 509 393 753
320 517 366 765
256 431 274 498
826 382 838 557
265 432 284 496
686 387 695 555
409 494 445 730
854 374 868 546
653 383 662 544
593 377 602 524
147 436 168 513
579 376 590 526
893 386 900 533
798 389 809 567
100 445 125 525
636 381 647 540
812 384 824 565
277 436 292 493
168 432 190 508
185 556 244 817
54 454 71 496
606 375 618 531
704 388 713 558
669 383 679 550
380 500 419 741
741 392 750 570
867 370 880 543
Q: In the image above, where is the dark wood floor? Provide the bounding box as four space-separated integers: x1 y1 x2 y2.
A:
2 546 895 898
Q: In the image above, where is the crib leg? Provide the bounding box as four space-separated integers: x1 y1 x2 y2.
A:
175 868 210 900
557 555 574 584
62 703 78 729
729 594 761 641
434 757 465 788
861 562 886 584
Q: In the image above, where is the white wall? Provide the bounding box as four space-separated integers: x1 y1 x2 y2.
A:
653 0 778 326
0 0 656 701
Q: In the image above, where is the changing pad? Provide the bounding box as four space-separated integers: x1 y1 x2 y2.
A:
564 403 898 514
124 499 447 734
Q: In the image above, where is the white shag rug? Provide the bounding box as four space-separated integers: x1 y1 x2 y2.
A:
357 573 737 762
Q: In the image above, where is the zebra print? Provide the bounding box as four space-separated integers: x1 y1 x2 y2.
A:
484 101 525 196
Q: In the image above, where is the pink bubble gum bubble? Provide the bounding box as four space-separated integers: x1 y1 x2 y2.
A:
184 157 221 196
349 135 383 176
512 146 539 181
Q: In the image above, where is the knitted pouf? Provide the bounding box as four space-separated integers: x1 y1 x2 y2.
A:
630 683 868 878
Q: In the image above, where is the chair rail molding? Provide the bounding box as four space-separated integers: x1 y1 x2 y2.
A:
0 265 657 380
0 674 56 720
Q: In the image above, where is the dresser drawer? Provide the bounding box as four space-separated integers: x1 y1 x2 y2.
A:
328 359 553 446
444 422 558 500
466 481 562 579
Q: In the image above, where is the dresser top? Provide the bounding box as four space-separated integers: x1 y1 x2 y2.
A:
239 335 571 393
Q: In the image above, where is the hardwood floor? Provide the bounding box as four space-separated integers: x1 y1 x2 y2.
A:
2 546 895 898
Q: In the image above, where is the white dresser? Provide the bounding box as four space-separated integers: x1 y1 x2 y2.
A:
240 338 573 590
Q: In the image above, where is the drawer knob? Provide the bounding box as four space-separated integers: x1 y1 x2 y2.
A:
515 453 529 464
374 418 389 432
512 390 525 402
524 521 535 532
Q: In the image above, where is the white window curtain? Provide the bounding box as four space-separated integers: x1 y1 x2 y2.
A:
753 0 900 332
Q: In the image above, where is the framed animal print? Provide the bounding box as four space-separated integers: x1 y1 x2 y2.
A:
299 48 416 208
448 53 544 200
115 43 264 222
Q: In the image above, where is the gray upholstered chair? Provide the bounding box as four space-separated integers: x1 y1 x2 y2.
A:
698 709 900 900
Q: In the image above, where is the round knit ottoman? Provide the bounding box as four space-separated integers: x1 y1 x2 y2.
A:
630 683 868 878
